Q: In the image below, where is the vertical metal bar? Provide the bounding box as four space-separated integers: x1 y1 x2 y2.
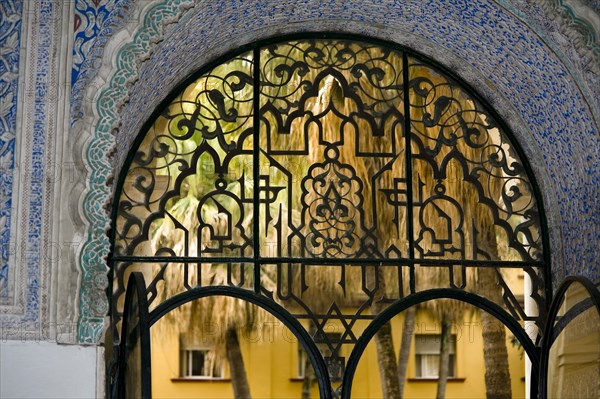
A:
107 257 118 399
253 47 261 294
402 53 416 293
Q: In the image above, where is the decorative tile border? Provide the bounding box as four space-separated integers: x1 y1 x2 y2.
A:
78 0 599 342
78 0 195 343
0 0 22 303
71 0 134 125
0 0 57 339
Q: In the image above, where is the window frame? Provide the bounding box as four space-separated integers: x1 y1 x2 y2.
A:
298 332 343 382
413 333 457 379
179 347 225 380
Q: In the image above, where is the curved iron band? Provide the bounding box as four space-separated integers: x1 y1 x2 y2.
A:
340 288 540 399
118 272 152 399
550 297 595 345
149 285 334 399
539 275 600 399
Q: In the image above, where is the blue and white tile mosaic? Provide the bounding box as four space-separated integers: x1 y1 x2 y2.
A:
0 0 54 337
106 0 598 302
0 0 135 339
498 0 599 120
0 0 22 303
1 0 596 343
25 0 54 327
71 0 133 124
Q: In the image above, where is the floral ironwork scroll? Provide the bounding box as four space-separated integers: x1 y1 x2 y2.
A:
112 38 547 392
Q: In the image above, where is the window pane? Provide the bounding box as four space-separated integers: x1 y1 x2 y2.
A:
421 354 440 377
191 351 206 376
415 334 440 354
416 334 456 354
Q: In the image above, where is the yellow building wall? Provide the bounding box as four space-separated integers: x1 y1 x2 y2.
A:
152 321 320 398
151 309 526 398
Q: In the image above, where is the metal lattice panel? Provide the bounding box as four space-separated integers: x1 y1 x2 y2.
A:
110 38 547 394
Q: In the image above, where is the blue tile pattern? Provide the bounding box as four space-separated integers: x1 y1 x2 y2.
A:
0 0 137 338
111 0 598 283
24 0 54 326
0 0 593 342
496 0 599 142
0 1 54 337
0 0 22 303
71 0 133 124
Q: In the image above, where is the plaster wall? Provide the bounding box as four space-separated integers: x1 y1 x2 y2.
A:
0 341 100 398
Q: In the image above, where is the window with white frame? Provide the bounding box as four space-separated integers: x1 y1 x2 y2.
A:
180 348 224 379
298 332 343 381
414 334 456 378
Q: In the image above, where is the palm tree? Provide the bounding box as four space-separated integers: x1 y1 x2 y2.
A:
397 305 416 396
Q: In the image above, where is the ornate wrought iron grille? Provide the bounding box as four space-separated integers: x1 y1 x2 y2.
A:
111 37 548 396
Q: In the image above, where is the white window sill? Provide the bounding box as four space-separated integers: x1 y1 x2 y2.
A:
408 377 466 382
171 377 231 382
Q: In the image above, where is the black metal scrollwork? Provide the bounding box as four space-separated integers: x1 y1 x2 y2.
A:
112 38 547 391
408 61 542 263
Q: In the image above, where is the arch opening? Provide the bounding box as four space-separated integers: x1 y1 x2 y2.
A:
109 34 549 398
343 290 538 399
149 287 332 399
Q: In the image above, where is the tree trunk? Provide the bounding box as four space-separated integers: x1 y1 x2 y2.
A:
301 354 315 399
436 316 452 399
370 267 401 398
226 328 251 399
479 268 512 399
397 305 417 397
373 320 402 398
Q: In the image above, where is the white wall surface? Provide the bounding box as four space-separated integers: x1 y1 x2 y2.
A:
0 341 99 398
